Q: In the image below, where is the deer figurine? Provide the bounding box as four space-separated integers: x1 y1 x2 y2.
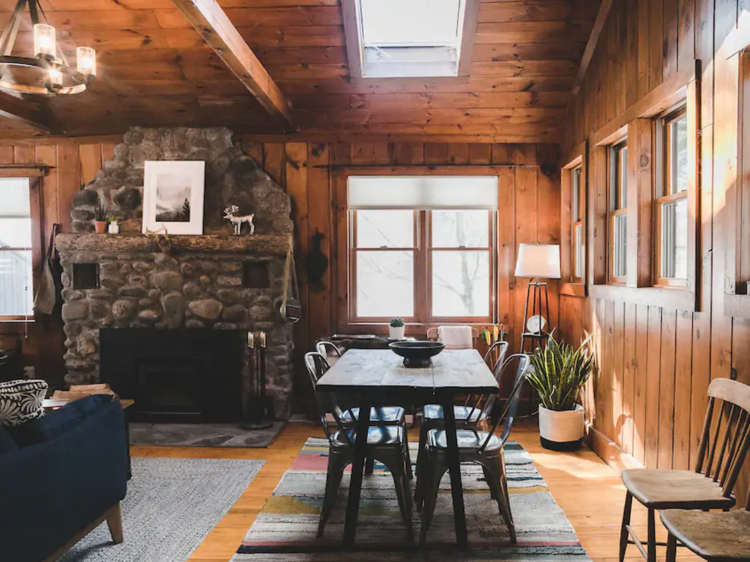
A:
224 205 255 236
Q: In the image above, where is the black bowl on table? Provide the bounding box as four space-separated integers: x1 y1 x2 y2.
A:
388 341 445 368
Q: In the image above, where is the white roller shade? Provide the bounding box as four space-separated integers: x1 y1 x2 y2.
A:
348 176 499 210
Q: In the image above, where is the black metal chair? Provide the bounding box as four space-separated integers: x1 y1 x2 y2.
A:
304 352 413 540
416 341 509 474
304 352 412 478
415 353 531 545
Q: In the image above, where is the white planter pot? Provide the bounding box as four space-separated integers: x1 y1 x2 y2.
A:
389 326 405 340
108 222 120 234
538 404 584 451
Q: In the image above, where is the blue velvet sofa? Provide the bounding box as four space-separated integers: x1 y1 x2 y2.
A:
0 395 128 562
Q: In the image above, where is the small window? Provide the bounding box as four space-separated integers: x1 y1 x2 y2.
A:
353 0 469 77
0 178 33 318
655 108 688 286
609 141 628 282
571 166 584 281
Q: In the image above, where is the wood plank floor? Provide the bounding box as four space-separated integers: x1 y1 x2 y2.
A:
131 421 699 562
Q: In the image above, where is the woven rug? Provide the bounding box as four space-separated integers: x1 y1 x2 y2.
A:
61 457 265 562
130 421 286 448
232 438 589 561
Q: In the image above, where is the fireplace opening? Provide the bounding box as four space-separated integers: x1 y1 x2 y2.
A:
100 328 244 423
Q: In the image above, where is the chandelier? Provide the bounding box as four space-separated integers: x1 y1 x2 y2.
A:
0 0 96 95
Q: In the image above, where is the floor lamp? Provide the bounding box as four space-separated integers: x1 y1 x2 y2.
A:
514 243 561 353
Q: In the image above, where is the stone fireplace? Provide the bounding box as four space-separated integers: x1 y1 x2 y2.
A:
55 127 295 419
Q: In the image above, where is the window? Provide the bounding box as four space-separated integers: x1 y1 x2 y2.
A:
0 178 33 318
347 176 497 324
609 141 628 283
344 0 474 78
571 166 584 282
655 108 688 286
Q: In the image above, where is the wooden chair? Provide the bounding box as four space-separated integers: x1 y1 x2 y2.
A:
416 353 530 545
619 378 750 562
304 352 413 540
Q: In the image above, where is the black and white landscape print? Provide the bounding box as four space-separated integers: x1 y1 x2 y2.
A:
155 173 192 222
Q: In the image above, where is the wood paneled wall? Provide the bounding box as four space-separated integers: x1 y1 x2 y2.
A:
558 0 750 496
0 137 560 410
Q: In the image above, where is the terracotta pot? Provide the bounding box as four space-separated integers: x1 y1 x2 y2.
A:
538 404 584 451
94 221 107 234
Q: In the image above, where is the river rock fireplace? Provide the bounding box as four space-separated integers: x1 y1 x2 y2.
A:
55 127 296 419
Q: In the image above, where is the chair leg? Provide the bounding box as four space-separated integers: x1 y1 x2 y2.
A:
318 453 346 538
618 492 633 562
482 465 498 499
416 423 428 476
420 459 448 545
365 456 375 475
666 532 677 562
402 425 413 480
497 461 516 544
106 503 124 544
381 451 414 541
647 508 656 562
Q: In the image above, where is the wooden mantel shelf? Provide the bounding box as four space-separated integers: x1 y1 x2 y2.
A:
55 233 292 256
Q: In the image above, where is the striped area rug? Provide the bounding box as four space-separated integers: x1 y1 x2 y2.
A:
232 438 590 561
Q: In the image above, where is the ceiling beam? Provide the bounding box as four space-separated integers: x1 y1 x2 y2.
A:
0 91 56 133
171 0 297 131
571 0 614 95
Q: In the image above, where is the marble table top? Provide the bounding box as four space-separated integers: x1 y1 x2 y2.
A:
316 348 498 395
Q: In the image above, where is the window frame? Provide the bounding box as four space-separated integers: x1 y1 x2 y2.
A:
560 143 587 297
333 166 501 334
0 174 43 324
607 139 628 285
654 105 689 288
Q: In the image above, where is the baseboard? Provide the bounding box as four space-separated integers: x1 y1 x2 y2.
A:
586 425 644 474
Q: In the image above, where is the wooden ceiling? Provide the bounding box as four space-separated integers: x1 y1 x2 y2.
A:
0 0 602 142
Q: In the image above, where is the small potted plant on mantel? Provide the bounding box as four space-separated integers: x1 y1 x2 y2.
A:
528 333 594 451
93 203 109 234
389 317 405 340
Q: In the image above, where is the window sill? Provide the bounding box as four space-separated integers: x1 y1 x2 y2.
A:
560 283 587 298
588 284 698 311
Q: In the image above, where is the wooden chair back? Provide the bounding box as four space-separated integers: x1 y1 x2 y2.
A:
694 378 750 498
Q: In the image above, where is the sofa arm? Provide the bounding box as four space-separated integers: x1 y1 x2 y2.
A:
0 399 128 562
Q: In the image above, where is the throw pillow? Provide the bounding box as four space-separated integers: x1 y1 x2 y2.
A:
9 394 112 447
0 379 48 427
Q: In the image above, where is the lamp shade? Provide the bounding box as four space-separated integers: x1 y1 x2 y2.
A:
515 243 561 279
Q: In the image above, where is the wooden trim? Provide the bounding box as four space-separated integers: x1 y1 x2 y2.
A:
572 0 614 95
340 0 363 79
560 141 587 171
170 0 296 131
586 424 645 475
0 91 57 133
589 284 698 311
325 165 522 176
626 119 652 287
561 283 587 298
0 165 48 177
560 143 587 293
457 0 480 77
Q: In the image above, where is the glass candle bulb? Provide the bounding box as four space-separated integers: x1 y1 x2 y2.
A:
47 67 63 88
33 24 56 59
76 46 96 76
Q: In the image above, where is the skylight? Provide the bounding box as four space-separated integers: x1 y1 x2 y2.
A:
354 0 468 78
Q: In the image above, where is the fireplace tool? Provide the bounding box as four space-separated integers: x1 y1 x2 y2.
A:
242 331 273 430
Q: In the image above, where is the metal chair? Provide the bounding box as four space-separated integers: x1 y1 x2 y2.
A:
483 339 508 365
304 352 413 540
619 378 750 562
415 341 509 475
303 352 412 478
315 340 342 364
416 353 531 545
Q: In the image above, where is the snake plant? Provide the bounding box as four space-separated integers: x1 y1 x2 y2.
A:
528 333 595 412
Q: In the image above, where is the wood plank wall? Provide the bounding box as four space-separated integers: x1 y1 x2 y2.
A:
0 137 560 410
558 0 750 496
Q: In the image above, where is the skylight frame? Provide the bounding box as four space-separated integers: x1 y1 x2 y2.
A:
341 0 479 79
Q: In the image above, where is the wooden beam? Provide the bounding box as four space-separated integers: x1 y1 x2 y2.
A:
571 0 614 95
0 92 56 133
458 0 480 76
170 0 297 131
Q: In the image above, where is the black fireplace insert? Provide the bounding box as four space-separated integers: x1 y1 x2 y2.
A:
99 328 244 423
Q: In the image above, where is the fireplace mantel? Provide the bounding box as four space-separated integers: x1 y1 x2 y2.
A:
55 233 293 256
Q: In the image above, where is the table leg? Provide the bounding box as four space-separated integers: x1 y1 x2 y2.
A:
343 397 371 547
442 395 468 549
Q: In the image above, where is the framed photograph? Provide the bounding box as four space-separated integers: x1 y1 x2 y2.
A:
142 161 205 235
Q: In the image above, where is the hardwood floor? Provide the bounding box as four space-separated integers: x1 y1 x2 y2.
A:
131 421 699 562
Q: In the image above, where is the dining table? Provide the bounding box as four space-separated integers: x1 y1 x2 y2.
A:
315 348 499 550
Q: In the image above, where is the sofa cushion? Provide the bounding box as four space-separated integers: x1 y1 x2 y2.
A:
0 424 19 453
9 395 112 448
0 379 48 427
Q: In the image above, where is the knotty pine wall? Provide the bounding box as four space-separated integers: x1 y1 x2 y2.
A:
559 0 750 497
0 138 560 410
